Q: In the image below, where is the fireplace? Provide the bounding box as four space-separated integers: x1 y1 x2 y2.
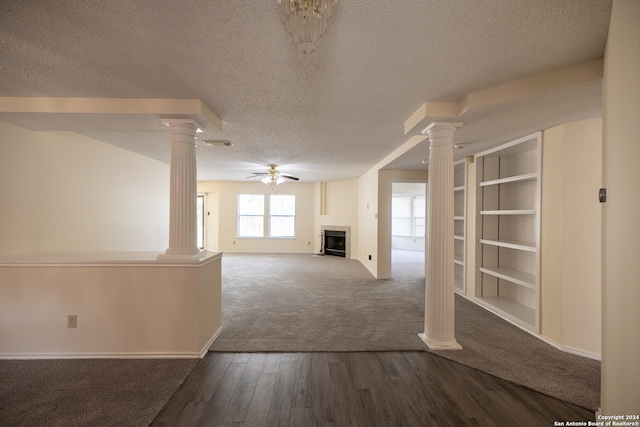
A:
324 230 346 257
321 226 351 258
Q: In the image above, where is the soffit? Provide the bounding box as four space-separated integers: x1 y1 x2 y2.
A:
0 0 612 181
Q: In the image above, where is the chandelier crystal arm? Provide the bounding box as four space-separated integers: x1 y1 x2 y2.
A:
277 0 338 54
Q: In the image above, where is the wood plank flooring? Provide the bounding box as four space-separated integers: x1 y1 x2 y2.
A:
151 351 594 427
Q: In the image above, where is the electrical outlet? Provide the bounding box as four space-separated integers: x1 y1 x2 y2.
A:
68 315 77 329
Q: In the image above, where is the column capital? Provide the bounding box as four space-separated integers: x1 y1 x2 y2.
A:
421 121 464 134
161 118 200 127
422 122 464 140
161 119 199 144
422 122 463 148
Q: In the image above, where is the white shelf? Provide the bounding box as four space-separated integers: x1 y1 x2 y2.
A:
479 172 537 187
453 159 467 295
475 296 536 330
474 132 541 333
479 238 536 252
479 266 536 289
480 209 536 215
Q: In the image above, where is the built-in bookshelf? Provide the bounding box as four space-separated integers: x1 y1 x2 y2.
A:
454 159 466 294
474 132 541 332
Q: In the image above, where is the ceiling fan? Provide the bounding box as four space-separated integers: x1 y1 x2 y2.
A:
247 165 300 185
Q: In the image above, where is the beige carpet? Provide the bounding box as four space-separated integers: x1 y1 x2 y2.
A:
0 358 198 426
210 252 426 352
209 251 601 411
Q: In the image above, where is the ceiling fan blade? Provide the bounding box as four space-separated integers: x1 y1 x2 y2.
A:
281 174 300 181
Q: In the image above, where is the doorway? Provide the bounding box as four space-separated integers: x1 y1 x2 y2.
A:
391 182 426 276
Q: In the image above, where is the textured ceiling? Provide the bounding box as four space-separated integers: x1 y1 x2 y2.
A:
0 0 612 182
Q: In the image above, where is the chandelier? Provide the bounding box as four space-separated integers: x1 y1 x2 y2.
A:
277 0 338 54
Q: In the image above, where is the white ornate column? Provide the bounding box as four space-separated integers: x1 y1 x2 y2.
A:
419 121 463 350
158 119 204 260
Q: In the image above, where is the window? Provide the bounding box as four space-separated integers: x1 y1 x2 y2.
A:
269 194 295 238
392 196 412 236
392 195 425 237
238 194 265 237
237 194 296 238
413 196 425 237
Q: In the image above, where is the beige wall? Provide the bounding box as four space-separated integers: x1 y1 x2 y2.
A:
0 122 170 255
197 181 315 254
358 167 379 276
561 118 602 356
539 118 603 357
0 255 221 358
204 192 220 252
601 0 640 414
314 180 359 257
540 125 565 343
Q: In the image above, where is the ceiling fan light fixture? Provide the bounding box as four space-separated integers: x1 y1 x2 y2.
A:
250 165 299 185
277 0 338 54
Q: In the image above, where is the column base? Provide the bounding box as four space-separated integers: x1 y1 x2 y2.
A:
157 250 207 261
418 333 463 350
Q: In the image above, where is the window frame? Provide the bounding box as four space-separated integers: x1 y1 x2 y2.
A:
237 194 266 238
269 194 296 238
392 195 425 238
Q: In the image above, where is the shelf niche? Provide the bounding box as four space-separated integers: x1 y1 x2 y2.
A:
474 132 541 332
453 159 467 294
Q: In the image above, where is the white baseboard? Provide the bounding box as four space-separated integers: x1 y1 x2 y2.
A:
0 326 224 360
200 326 223 358
0 352 202 360
534 334 601 361
457 293 601 361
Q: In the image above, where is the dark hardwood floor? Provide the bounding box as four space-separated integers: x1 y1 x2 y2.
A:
151 351 594 426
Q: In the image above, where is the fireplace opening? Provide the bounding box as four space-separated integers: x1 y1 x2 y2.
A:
324 230 346 257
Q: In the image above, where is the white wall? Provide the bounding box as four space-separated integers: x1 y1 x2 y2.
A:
197 181 315 253
0 122 170 255
601 0 640 414
535 118 603 357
